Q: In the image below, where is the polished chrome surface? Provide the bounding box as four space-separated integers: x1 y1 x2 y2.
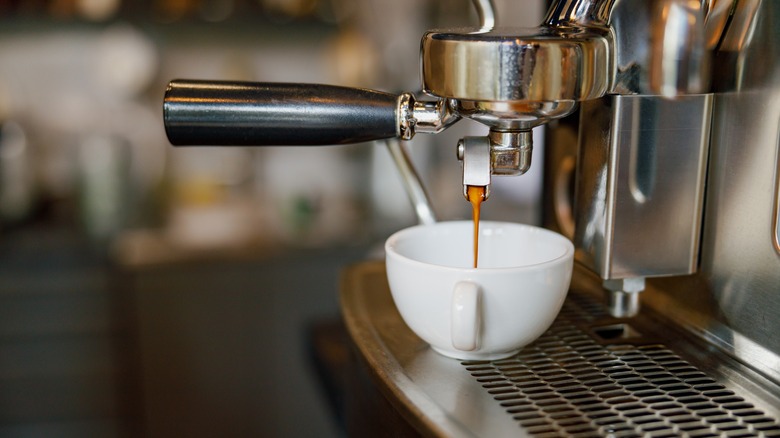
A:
548 0 780 384
470 0 496 29
488 130 532 177
454 99 578 132
597 0 780 387
341 262 780 437
543 0 614 27
693 0 780 382
606 289 640 319
385 138 437 226
456 130 534 196
610 0 711 95
645 0 709 96
396 92 416 141
710 0 762 92
407 97 460 136
604 277 645 318
546 0 718 96
459 136 491 194
421 26 610 104
573 94 711 281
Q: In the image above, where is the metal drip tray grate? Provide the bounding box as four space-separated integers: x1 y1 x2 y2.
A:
462 295 780 437
341 262 780 438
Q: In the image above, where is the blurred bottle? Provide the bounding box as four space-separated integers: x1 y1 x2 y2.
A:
77 134 130 242
0 120 37 225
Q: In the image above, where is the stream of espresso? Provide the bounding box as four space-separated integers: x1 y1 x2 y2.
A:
466 185 486 268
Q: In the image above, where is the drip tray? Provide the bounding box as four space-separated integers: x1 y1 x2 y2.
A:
464 296 779 437
340 262 780 437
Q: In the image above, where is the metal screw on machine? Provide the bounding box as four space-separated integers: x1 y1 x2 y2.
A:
603 277 646 318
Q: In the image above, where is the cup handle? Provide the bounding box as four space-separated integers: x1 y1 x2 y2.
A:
451 281 481 351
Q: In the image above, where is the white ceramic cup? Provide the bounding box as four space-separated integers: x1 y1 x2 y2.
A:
385 221 574 361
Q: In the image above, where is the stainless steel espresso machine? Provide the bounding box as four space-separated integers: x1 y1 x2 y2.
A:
163 0 780 435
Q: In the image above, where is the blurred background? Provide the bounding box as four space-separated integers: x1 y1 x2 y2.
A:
0 0 544 436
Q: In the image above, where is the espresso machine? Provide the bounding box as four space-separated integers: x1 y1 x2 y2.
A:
164 0 780 435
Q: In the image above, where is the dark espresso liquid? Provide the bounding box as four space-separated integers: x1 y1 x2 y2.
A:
466 185 486 268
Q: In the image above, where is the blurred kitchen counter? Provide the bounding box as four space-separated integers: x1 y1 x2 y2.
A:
113 228 284 269
0 221 371 437
117 232 369 437
0 222 136 437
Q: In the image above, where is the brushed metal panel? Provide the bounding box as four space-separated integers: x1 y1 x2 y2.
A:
643 0 780 382
574 94 711 279
698 0 780 362
701 99 780 352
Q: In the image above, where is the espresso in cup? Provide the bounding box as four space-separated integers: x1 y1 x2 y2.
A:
385 221 574 361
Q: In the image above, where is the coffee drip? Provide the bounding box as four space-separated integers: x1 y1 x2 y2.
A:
466 185 487 268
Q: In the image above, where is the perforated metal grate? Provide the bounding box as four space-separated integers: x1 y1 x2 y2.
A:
463 295 780 437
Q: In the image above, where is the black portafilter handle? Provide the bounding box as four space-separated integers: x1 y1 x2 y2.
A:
163 80 401 146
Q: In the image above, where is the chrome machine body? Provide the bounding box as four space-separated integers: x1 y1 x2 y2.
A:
163 0 780 388
544 0 780 384
676 0 780 383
